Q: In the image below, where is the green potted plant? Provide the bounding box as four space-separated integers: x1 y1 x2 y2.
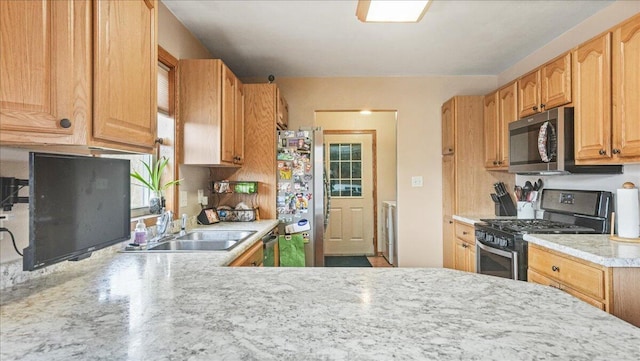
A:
130 156 182 214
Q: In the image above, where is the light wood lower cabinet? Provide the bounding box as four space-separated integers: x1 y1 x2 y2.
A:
528 244 640 327
229 241 263 267
453 222 476 273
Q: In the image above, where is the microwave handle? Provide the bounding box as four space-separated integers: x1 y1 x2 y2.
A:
537 121 557 163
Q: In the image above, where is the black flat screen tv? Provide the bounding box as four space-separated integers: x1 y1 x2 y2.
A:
23 153 131 271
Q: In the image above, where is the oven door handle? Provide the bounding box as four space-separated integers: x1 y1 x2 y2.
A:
476 240 514 258
476 241 519 280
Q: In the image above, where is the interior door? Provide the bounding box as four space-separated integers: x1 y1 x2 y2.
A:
324 133 375 255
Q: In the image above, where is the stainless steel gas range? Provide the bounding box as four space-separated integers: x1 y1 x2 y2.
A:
474 189 614 281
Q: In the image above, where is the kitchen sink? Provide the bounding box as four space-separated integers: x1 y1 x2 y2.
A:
145 230 256 252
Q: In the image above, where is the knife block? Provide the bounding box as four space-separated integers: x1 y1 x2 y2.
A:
491 193 517 216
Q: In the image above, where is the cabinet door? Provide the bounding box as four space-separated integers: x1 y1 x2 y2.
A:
442 155 455 217
93 0 157 150
234 79 245 164
453 238 468 272
443 217 454 269
518 69 541 118
221 63 236 163
498 82 518 168
612 14 640 161
276 87 289 129
541 52 572 110
229 241 264 267
441 98 455 155
483 91 499 168
574 32 612 161
0 0 90 144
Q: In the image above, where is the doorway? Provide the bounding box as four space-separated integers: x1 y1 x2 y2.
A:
324 131 376 255
315 111 397 261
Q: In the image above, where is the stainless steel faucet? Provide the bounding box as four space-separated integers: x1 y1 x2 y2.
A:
156 210 173 237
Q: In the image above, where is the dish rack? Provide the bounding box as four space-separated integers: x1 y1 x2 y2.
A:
210 180 259 222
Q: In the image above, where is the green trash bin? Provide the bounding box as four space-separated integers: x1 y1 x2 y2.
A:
278 234 306 267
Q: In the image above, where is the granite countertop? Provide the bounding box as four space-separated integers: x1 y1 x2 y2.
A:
2 254 639 360
452 214 514 225
524 233 640 267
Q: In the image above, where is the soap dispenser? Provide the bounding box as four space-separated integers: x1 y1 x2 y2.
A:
134 219 147 245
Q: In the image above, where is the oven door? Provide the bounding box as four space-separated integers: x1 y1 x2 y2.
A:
476 241 519 280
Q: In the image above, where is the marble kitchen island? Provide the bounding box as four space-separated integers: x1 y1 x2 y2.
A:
1 252 639 360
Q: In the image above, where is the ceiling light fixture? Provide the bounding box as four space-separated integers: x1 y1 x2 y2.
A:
356 0 431 23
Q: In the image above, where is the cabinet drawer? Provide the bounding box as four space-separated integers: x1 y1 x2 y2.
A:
229 241 263 267
528 269 605 310
455 222 475 245
529 245 605 300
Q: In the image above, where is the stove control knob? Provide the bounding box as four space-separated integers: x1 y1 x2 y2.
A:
475 230 485 240
498 238 508 247
486 234 494 244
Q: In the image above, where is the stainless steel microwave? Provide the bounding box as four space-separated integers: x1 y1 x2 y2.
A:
508 107 623 175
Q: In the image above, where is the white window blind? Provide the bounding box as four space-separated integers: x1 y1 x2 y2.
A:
157 63 170 114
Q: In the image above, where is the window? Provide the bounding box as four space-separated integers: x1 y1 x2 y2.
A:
329 143 362 197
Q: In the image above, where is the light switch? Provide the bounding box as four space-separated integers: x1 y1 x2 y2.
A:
411 176 423 187
197 189 204 203
180 191 188 207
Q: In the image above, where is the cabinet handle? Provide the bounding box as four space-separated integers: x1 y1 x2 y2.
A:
551 265 559 272
598 149 606 156
612 148 620 154
449 220 453 224
448 148 453 152
533 106 538 111
59 118 72 128
540 103 546 110
462 231 469 235
493 161 498 165
497 161 502 165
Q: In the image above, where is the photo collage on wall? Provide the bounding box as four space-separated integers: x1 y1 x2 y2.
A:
277 130 313 221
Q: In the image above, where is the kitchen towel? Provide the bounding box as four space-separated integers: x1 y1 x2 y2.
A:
278 234 306 267
617 183 640 238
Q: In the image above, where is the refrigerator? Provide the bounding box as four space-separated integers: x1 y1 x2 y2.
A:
277 128 326 267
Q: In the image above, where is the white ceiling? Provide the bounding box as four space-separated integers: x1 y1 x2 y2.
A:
162 0 614 79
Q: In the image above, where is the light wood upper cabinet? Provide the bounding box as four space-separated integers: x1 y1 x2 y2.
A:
541 52 572 110
93 0 157 150
0 0 157 153
441 98 455 155
484 81 517 170
612 13 640 162
518 52 571 118
235 79 245 165
276 87 289 130
518 69 540 118
0 0 89 144
179 59 244 166
573 32 613 162
483 91 500 168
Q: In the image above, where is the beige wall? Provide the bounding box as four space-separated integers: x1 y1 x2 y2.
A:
276 76 496 267
498 0 640 86
315 111 397 253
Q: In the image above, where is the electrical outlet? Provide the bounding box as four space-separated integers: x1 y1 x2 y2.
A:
180 191 188 207
411 176 423 187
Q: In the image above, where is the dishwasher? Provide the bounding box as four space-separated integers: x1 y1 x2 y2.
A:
262 227 279 267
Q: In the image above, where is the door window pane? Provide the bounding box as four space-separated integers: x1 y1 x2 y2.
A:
327 142 363 198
